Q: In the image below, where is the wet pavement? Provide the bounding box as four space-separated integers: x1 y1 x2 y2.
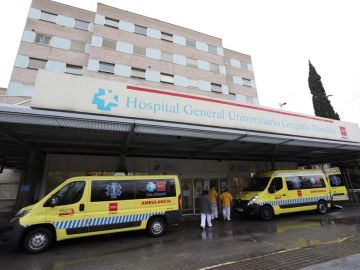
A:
1 207 360 270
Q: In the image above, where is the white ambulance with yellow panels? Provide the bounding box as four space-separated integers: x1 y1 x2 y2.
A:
3 175 182 253
237 168 348 220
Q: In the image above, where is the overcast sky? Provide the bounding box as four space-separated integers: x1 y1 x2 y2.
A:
1 0 359 125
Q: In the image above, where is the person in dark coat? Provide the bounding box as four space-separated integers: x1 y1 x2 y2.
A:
200 189 213 229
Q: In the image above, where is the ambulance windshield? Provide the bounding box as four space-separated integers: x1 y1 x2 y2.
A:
244 177 271 191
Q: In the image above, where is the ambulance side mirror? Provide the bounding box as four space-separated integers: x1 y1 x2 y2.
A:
268 186 276 194
50 195 60 207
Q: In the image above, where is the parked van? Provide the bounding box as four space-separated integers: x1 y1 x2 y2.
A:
3 175 182 253
235 169 347 221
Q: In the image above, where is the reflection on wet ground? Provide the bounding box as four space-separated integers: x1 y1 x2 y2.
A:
2 207 360 270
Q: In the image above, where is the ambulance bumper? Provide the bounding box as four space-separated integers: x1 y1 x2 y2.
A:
1 218 25 247
234 200 261 217
165 210 182 224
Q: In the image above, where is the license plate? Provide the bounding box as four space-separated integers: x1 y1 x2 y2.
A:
235 208 243 212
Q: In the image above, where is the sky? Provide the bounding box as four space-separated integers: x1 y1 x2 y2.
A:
0 0 359 125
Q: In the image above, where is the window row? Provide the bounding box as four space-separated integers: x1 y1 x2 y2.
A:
91 179 176 202
94 36 226 74
28 8 93 32
224 57 253 71
95 14 224 56
226 74 255 88
15 55 83 75
22 30 88 53
88 59 228 94
285 175 326 190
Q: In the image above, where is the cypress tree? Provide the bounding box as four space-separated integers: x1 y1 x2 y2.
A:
308 61 340 120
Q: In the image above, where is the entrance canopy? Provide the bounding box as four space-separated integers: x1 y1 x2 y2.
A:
1 104 360 170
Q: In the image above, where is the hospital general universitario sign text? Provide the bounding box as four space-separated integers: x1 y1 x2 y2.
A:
32 71 360 143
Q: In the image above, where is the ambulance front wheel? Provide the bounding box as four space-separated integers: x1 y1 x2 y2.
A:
23 227 53 254
317 200 327 214
260 205 274 221
147 217 167 237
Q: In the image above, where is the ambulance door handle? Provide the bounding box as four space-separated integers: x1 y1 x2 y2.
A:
282 194 286 196
79 203 85 212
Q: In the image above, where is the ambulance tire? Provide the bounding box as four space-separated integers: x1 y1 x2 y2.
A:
260 205 274 221
147 217 167 237
317 200 327 214
23 227 53 254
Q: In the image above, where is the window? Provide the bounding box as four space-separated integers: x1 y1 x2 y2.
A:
104 17 119 28
102 38 117 50
161 32 173 42
28 58 47 70
268 177 283 193
35 33 51 45
161 52 173 62
238 61 244 69
187 57 197 68
99 62 114 73
244 177 271 192
0 184 19 200
243 78 252 87
131 67 146 79
135 179 176 199
134 24 147 35
40 11 57 23
208 44 217 54
211 83 222 93
328 175 345 187
50 181 85 206
188 79 198 88
133 45 146 56
285 175 326 190
160 73 174 84
224 57 231 66
226 74 233 82
70 40 85 51
91 180 134 202
65 64 82 75
74 19 89 31
210 63 219 73
186 39 196 48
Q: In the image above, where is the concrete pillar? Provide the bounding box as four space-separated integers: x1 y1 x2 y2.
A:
15 151 45 211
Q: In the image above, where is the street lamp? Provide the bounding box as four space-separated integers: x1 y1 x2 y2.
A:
278 102 287 109
326 94 333 98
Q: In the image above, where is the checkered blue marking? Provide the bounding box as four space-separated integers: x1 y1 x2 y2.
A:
258 196 331 206
53 212 164 230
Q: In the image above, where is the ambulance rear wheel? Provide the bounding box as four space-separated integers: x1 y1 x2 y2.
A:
147 217 166 237
317 201 327 214
260 205 274 221
23 227 53 254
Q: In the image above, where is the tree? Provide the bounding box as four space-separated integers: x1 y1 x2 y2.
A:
308 61 340 120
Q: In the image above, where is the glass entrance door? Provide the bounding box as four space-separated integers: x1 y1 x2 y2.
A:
194 178 207 214
181 179 194 215
180 177 230 215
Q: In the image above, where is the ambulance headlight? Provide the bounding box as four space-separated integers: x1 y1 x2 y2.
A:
248 195 259 205
15 209 31 218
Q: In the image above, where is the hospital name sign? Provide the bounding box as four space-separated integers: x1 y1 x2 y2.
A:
32 71 360 142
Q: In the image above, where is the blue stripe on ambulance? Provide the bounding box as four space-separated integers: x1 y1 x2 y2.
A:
258 196 331 207
53 211 165 230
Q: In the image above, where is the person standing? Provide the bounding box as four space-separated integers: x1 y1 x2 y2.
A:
208 185 218 219
200 189 213 229
221 189 233 221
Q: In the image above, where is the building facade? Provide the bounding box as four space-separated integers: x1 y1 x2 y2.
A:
1 0 360 216
5 0 258 106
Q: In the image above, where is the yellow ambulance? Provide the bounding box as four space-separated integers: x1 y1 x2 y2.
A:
3 175 182 253
236 168 348 221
